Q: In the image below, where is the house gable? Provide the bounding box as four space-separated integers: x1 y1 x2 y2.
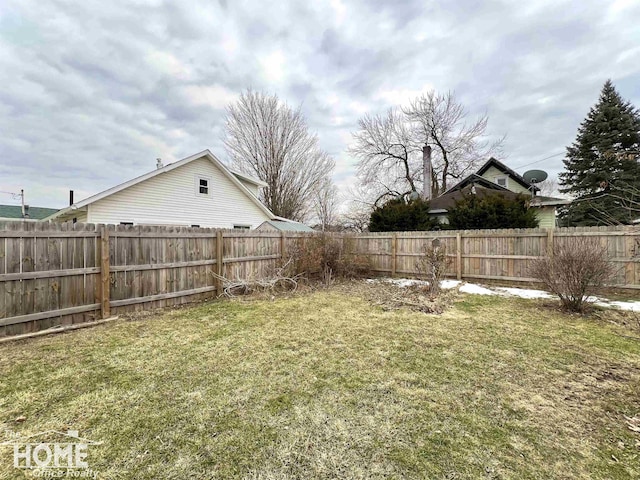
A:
476 157 537 195
429 157 565 229
45 150 274 228
87 156 270 228
479 165 531 195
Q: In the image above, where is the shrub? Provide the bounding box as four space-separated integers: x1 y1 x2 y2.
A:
415 242 451 298
529 238 616 312
289 234 371 285
369 197 439 232
447 193 539 230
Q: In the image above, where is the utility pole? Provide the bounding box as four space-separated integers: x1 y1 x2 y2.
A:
422 145 432 200
20 189 25 218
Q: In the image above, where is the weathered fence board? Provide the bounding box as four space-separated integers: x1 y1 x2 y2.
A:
0 222 638 338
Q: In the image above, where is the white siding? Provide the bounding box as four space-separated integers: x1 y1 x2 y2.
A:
74 210 88 223
236 179 260 198
87 157 270 228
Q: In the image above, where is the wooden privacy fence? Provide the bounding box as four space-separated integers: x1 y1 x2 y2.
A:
0 222 638 338
0 222 301 338
350 226 640 287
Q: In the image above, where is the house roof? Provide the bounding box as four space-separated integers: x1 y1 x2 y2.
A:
441 173 513 195
259 220 314 232
43 150 275 221
230 170 268 187
0 205 59 220
429 184 523 212
476 157 539 193
529 195 571 207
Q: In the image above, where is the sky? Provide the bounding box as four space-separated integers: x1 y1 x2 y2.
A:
1 0 639 209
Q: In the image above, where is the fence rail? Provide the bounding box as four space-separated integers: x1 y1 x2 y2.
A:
0 222 638 338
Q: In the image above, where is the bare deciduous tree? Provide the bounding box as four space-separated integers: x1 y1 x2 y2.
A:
350 108 421 205
404 91 504 194
337 185 378 232
535 177 560 197
350 90 503 203
313 178 339 231
224 89 335 221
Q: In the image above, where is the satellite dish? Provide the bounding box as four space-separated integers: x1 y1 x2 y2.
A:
523 169 548 184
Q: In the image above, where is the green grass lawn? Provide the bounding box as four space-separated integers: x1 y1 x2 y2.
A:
1 287 639 479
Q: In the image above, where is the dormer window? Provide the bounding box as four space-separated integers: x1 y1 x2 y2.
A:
495 176 507 188
196 176 210 196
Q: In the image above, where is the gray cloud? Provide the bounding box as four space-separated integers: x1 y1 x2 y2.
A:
0 0 639 209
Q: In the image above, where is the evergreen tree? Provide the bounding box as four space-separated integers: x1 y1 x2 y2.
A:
559 80 640 225
447 193 539 230
369 197 438 232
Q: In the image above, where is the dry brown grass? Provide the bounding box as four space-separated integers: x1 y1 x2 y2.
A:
0 286 639 479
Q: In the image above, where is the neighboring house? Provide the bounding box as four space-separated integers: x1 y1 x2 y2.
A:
429 158 569 228
44 150 289 229
0 204 59 221
257 219 315 232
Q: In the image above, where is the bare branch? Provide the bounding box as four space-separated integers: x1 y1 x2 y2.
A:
224 89 335 221
350 91 504 201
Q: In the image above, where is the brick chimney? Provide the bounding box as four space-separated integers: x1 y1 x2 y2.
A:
422 145 432 200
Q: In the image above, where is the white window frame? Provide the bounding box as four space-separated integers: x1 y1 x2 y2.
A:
495 176 508 188
195 175 211 197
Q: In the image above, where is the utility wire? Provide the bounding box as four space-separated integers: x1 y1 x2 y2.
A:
512 152 565 170
512 134 640 171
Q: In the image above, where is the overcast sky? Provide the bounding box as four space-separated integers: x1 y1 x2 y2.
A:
1 0 639 209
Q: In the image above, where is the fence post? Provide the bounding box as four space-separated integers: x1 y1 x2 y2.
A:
391 233 397 276
456 232 462 280
100 225 111 319
547 229 554 258
215 230 224 294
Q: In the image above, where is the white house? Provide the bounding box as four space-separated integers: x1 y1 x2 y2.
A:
44 150 283 229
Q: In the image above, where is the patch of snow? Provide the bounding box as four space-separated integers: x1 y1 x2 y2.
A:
459 283 497 295
365 277 640 312
388 279 428 288
594 300 640 312
440 280 462 289
493 287 554 299
369 278 429 288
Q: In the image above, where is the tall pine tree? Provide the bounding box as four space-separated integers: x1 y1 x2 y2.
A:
559 80 640 225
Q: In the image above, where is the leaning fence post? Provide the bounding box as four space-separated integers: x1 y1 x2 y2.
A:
216 230 224 294
456 232 462 280
100 225 111 319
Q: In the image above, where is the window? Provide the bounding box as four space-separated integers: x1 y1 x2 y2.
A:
233 224 251 230
120 222 134 226
495 177 507 188
198 177 209 195
191 225 200 228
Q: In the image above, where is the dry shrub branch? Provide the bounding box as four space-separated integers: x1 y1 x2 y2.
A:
414 242 451 298
288 234 372 285
212 259 301 297
530 237 616 313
